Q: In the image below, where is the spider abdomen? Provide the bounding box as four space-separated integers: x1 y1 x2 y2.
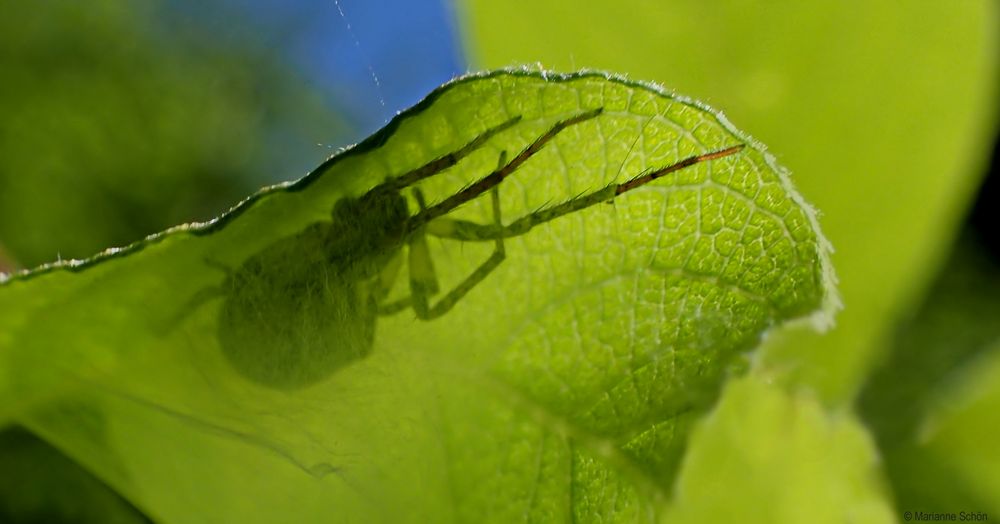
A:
217 223 378 389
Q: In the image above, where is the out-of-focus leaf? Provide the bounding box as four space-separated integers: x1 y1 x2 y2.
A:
859 234 1000 513
860 234 1000 446
0 72 833 523
665 376 894 524
910 342 1000 514
0 426 151 524
0 0 345 269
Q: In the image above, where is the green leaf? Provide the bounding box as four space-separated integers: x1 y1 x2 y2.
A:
665 376 894 524
860 234 1000 448
0 71 833 523
0 426 150 524
910 342 1000 514
859 234 1000 513
459 0 998 404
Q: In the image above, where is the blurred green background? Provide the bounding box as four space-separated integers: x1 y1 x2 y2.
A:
0 0 997 522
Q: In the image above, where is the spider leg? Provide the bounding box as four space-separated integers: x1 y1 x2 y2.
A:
406 187 441 302
377 188 437 316
380 108 605 317
374 250 404 302
157 256 235 334
374 250 410 315
404 107 604 232
425 145 746 242
157 285 226 335
376 114 523 193
380 149 510 319
410 185 506 320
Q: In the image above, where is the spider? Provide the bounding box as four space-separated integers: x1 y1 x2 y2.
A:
213 107 744 389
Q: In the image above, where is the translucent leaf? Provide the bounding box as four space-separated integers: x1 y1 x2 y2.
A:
0 71 834 523
460 0 997 404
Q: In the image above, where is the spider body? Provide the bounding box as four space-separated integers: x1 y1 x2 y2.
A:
218 189 409 389
210 107 744 389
